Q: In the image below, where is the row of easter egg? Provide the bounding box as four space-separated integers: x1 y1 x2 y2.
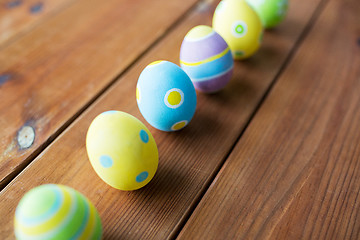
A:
14 0 288 239
136 0 288 132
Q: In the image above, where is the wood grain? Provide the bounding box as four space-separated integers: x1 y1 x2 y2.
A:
0 0 322 239
0 0 75 46
177 0 360 239
0 0 200 188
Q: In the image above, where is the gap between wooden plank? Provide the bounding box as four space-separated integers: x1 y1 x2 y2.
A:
170 0 330 238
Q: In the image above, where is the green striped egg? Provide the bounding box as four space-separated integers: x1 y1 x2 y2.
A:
14 184 102 240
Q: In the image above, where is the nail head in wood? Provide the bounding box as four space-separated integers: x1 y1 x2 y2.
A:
17 126 35 149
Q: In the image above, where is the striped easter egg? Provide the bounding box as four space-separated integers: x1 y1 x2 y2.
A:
14 184 102 240
180 25 234 93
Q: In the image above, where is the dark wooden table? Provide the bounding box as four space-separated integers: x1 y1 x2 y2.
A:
0 0 359 239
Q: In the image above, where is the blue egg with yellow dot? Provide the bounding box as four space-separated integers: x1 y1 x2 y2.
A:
136 60 197 131
86 111 158 191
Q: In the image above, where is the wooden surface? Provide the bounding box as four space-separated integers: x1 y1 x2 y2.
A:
1 0 359 239
178 0 360 239
0 0 75 46
0 0 199 188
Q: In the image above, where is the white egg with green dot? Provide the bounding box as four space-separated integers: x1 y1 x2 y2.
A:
86 111 158 191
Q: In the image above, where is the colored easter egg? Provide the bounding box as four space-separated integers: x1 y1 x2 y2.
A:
86 111 158 191
246 0 288 28
213 0 263 60
136 60 197 131
14 184 102 240
180 25 234 93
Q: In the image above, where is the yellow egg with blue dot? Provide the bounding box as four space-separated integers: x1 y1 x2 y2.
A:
86 111 158 191
136 60 197 131
14 184 102 240
213 0 263 60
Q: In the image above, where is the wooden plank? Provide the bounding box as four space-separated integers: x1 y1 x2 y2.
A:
0 0 200 188
0 0 323 239
0 0 75 46
177 0 360 238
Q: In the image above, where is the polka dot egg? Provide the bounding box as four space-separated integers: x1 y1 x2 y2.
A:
86 111 158 190
136 60 197 131
246 0 288 28
180 25 234 93
213 0 263 60
14 184 102 240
